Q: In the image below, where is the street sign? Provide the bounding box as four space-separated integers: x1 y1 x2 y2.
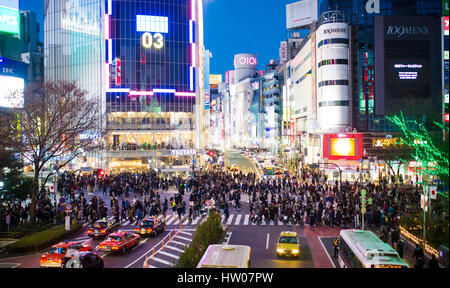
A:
205 199 211 208
65 216 70 231
429 186 437 200
65 204 72 211
59 198 66 205
360 189 367 196
60 206 66 211
65 197 71 203
362 207 366 214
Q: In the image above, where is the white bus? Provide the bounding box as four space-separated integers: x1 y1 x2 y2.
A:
197 244 251 268
338 229 409 268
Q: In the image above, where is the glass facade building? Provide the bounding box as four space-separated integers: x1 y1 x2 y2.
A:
44 0 203 172
319 0 442 132
44 0 104 102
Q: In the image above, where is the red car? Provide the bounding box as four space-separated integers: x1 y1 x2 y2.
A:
40 241 93 268
98 231 140 254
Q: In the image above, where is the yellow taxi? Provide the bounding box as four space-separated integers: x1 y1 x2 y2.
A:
230 164 239 172
276 231 300 258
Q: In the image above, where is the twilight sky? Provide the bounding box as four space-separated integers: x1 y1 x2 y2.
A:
19 0 317 76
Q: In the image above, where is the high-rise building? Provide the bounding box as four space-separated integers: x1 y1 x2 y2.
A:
1 2 43 110
44 0 205 173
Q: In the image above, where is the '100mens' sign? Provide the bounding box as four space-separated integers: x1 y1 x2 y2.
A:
386 25 430 38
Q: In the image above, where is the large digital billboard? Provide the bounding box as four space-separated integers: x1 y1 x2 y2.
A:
0 56 26 108
105 0 197 105
0 0 20 36
286 0 318 30
375 16 441 115
323 133 363 161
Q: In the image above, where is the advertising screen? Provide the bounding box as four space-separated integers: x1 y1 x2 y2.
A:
106 0 195 95
0 0 20 35
323 134 363 161
286 0 318 30
0 75 24 108
380 16 441 114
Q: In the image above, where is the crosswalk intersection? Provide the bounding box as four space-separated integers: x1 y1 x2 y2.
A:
82 214 307 227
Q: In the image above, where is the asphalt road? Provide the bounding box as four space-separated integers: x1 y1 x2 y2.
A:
0 154 337 268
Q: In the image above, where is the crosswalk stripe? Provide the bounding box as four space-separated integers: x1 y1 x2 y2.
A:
166 215 178 225
176 236 192 242
151 256 173 266
179 231 192 236
269 221 274 226
243 214 249 225
221 215 225 224
108 216 114 221
171 240 187 247
123 220 130 226
158 251 179 260
182 218 190 225
278 220 283 225
157 215 163 220
226 215 234 225
165 245 185 253
192 216 201 225
234 214 241 225
173 218 180 225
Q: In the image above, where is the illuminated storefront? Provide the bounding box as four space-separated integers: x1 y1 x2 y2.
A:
103 0 202 171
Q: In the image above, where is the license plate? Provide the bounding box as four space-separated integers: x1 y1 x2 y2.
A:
95 233 99 236
95 230 98 233
141 229 145 233
105 247 111 251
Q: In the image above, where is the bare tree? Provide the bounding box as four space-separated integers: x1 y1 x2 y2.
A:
11 81 103 223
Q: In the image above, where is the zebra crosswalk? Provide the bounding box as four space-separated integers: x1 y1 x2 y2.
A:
82 214 306 227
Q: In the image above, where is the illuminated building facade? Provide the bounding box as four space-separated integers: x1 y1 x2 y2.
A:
44 0 204 172
103 0 204 172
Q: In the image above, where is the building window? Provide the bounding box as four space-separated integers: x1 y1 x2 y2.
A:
319 100 349 107
318 80 348 87
317 38 348 48
318 59 348 68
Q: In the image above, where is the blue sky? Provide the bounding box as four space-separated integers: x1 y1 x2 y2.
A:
19 0 308 75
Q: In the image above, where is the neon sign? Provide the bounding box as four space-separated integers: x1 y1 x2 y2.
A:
239 56 257 66
0 5 20 36
141 32 164 49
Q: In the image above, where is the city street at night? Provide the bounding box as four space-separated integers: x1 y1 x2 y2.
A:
0 0 448 281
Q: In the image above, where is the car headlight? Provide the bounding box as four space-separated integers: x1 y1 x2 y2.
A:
292 249 299 254
277 248 284 253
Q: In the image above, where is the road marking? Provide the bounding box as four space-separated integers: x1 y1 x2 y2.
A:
166 215 178 225
171 240 187 247
179 231 192 236
221 214 225 224
173 218 180 225
226 214 234 225
74 236 90 241
278 220 283 226
243 214 250 225
108 216 114 220
158 250 179 260
225 232 232 245
269 220 274 226
175 235 192 242
150 256 173 266
165 245 185 253
192 216 202 225
318 236 336 268
123 220 130 226
234 214 242 225
266 233 270 250
0 263 21 268
182 218 190 225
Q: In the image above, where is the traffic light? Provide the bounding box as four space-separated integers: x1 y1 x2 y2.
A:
209 150 214 157
99 169 105 177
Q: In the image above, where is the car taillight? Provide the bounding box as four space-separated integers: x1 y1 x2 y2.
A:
146 228 152 231
88 230 93 233
100 230 106 233
112 246 118 250
134 228 139 231
57 259 62 263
